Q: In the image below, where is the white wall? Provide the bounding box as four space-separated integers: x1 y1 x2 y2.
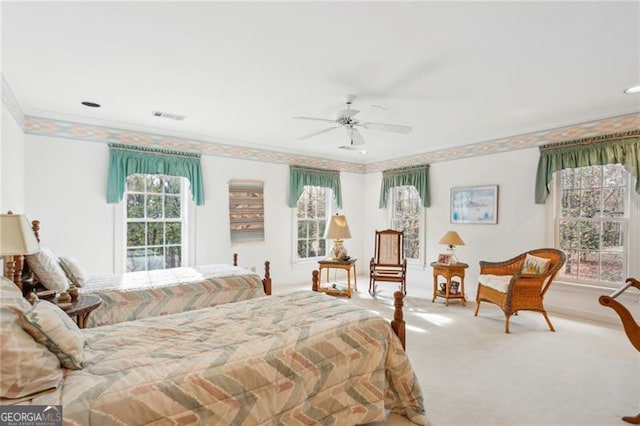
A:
363 148 549 298
22 133 367 286
1 103 25 212
17 128 640 324
363 148 639 323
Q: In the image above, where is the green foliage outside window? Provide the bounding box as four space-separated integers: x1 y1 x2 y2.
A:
297 186 328 259
126 174 184 272
391 186 422 259
558 164 627 284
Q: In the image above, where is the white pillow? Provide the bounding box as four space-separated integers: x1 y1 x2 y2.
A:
521 253 551 274
59 256 88 287
0 277 63 399
19 301 85 370
25 245 69 292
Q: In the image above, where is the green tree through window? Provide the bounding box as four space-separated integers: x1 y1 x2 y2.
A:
125 174 185 272
391 186 422 260
296 186 331 259
557 164 628 285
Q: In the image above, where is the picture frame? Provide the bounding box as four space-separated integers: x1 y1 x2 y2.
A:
450 185 498 224
437 253 452 265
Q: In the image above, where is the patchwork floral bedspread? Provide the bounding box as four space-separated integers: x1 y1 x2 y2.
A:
32 291 426 425
80 264 265 327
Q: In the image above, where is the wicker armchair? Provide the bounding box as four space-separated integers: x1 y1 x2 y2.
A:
474 248 566 333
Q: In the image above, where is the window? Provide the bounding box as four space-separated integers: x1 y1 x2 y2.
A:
390 186 423 260
556 164 629 285
295 186 332 259
125 174 187 272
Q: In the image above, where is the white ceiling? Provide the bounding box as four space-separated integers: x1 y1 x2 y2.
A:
2 1 639 163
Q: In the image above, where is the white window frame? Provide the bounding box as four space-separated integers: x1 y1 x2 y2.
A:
114 175 194 273
553 164 632 288
387 185 426 267
291 186 335 265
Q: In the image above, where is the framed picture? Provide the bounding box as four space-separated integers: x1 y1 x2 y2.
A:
437 253 452 265
450 185 498 224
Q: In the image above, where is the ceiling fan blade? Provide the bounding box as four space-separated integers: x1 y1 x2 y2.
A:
293 116 336 124
361 121 412 134
347 127 365 146
337 108 360 118
298 126 338 140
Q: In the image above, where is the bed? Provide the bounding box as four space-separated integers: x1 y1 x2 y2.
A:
23 220 272 327
1 277 426 425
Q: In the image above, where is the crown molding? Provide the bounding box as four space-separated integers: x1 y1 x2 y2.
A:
1 75 25 128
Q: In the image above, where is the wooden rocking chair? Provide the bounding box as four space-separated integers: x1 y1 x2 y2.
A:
599 277 640 424
369 229 407 296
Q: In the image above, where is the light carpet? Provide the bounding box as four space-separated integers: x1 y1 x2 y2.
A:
277 278 639 426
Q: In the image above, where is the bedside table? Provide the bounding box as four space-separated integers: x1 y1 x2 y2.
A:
430 262 469 306
316 258 357 297
54 295 102 328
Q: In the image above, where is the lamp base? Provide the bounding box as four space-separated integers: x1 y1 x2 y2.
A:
330 240 348 260
446 247 458 265
3 255 24 290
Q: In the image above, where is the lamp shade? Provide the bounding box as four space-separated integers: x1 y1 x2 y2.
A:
323 214 352 240
0 213 40 255
438 231 465 247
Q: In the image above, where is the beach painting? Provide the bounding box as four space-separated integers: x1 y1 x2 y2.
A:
450 185 498 224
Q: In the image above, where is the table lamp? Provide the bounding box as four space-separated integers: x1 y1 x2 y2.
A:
438 230 465 264
0 211 40 289
324 214 352 260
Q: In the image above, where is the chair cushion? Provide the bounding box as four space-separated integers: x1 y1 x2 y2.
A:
521 253 551 274
478 274 513 293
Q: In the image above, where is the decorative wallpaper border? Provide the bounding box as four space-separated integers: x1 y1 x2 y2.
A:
364 112 640 173
3 76 638 174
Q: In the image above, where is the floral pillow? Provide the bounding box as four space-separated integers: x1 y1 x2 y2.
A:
19 301 85 369
59 256 88 287
0 277 63 399
25 245 69 292
521 253 551 274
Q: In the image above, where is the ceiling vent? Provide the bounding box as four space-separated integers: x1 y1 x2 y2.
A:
152 111 185 121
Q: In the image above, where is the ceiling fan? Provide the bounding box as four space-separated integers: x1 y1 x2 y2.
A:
293 95 412 150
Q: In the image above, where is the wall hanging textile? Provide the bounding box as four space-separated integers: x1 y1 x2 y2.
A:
229 180 265 243
288 165 342 208
106 143 204 205
379 164 431 208
535 131 640 204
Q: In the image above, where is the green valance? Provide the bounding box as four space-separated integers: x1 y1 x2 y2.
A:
106 144 205 205
535 131 640 204
379 164 430 208
288 165 342 208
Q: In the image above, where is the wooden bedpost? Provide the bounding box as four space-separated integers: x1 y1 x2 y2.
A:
31 220 41 242
233 253 238 267
262 261 272 295
311 270 319 292
391 291 406 350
